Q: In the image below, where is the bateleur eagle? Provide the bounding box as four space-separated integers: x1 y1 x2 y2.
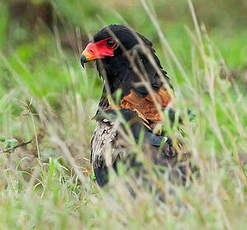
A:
81 25 186 187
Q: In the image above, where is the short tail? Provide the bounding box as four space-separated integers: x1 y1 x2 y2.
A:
93 166 109 187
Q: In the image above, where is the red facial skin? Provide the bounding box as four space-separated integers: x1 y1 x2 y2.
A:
82 37 116 61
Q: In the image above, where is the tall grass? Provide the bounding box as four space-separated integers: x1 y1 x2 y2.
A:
0 0 246 229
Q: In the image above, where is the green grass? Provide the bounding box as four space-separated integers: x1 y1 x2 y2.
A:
0 0 247 229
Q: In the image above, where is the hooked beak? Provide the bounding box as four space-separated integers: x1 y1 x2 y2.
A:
80 43 97 68
80 54 88 68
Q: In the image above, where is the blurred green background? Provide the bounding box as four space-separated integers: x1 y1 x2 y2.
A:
0 1 247 229
1 0 246 133
1 0 246 98
1 0 247 161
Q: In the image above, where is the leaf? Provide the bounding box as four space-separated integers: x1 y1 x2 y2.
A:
0 137 7 142
5 138 19 149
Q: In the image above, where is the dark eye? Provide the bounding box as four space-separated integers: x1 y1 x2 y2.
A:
107 39 116 48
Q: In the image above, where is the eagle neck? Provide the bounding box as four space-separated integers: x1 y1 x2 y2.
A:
98 56 132 96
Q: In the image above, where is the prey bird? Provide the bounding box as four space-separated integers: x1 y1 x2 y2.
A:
81 25 187 186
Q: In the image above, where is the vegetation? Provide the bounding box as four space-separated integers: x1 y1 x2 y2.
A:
0 0 247 229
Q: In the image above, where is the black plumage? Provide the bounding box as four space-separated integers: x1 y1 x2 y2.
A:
93 25 170 98
81 25 186 186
